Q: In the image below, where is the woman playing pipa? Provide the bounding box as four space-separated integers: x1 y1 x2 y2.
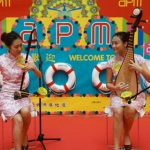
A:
105 8 150 150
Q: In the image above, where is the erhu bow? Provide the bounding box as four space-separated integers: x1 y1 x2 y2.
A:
115 8 148 103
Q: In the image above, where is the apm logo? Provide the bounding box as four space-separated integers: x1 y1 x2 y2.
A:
118 0 142 7
0 0 11 7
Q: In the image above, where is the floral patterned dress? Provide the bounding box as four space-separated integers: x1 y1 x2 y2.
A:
0 53 35 119
105 54 146 117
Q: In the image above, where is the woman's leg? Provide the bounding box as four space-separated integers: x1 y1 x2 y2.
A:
20 106 31 146
13 113 23 150
123 106 137 145
113 107 124 150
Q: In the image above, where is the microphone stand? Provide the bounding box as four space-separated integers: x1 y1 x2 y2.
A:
125 86 150 104
28 26 61 149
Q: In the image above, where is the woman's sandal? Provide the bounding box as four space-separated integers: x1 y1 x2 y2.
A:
124 144 132 150
21 145 28 150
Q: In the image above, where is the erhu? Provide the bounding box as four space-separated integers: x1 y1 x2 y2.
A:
13 26 47 100
115 8 148 103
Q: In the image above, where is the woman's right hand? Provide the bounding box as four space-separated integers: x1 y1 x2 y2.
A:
115 82 129 91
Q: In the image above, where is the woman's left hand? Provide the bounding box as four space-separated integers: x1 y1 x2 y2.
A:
129 60 142 72
21 62 36 72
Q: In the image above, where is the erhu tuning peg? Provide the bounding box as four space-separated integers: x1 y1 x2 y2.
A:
32 39 37 42
140 20 148 23
130 15 136 18
26 39 37 43
30 45 37 49
126 22 133 25
25 45 37 51
138 26 144 29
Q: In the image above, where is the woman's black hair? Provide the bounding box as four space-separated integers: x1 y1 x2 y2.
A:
1 31 22 46
112 31 130 43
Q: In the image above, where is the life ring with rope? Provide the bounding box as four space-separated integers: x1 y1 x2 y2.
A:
45 62 76 95
92 62 112 94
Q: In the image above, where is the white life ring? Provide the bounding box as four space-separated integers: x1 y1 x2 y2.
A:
92 62 111 93
45 63 76 95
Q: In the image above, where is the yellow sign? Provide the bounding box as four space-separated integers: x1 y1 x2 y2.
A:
31 96 110 115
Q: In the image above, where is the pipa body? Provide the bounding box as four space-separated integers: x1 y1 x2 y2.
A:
115 47 138 99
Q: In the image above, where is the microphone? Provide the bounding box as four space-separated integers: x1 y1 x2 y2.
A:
124 97 132 104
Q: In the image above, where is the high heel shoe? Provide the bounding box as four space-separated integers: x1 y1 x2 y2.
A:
21 145 28 150
124 144 132 150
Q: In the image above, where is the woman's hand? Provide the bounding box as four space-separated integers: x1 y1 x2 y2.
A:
115 82 129 91
21 62 36 72
129 60 142 72
20 62 42 78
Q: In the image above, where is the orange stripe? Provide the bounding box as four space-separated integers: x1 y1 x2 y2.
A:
67 68 73 74
52 64 57 71
95 66 101 72
47 81 54 87
64 84 69 92
96 82 102 88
